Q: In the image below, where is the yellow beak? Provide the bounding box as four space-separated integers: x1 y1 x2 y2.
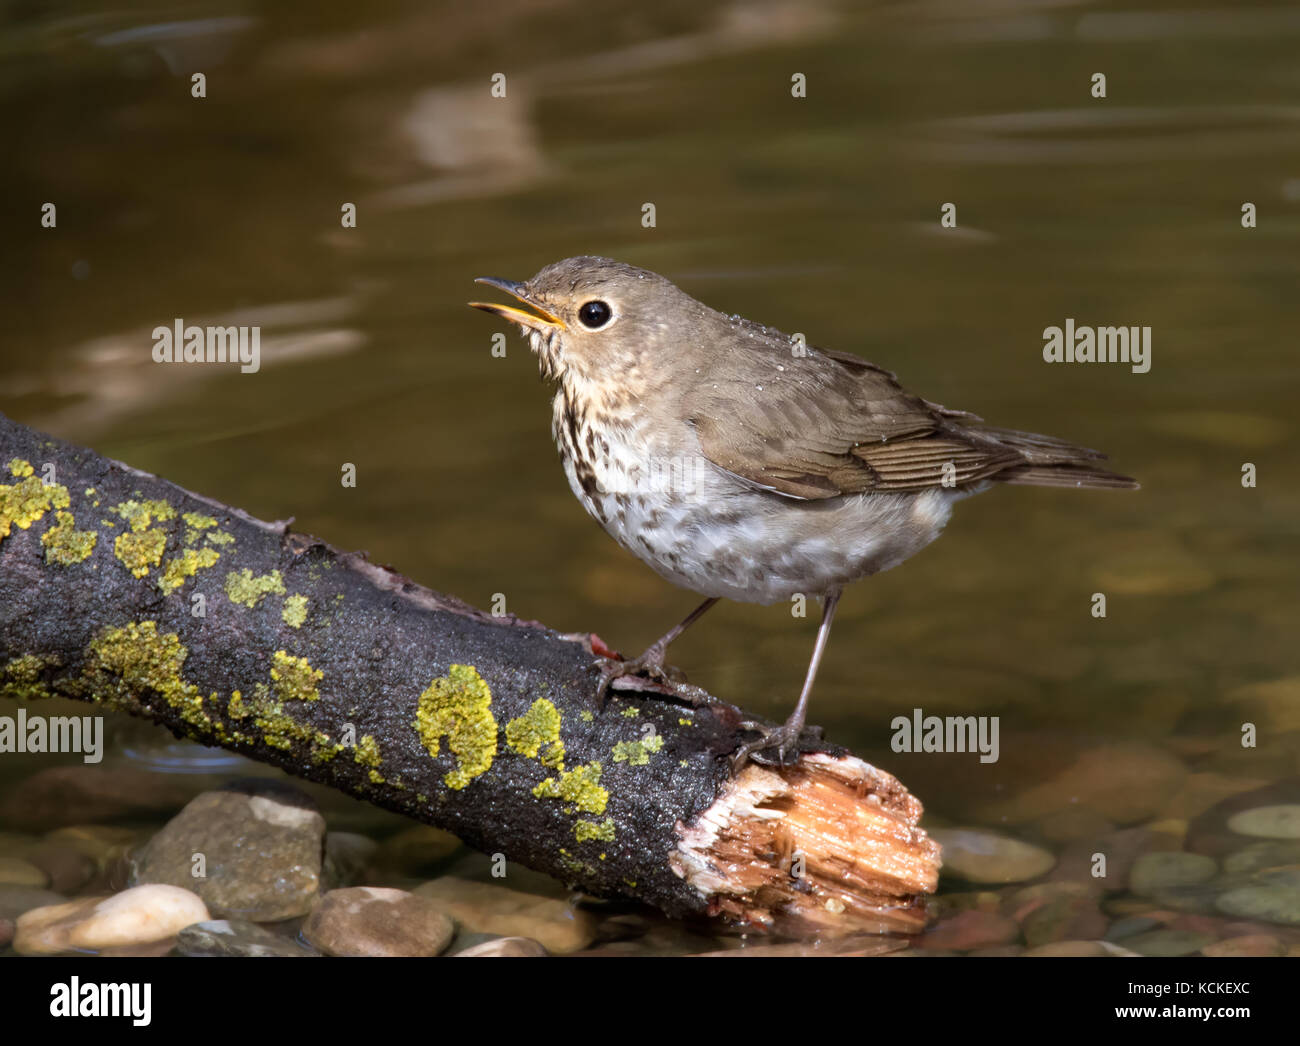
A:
468 277 567 331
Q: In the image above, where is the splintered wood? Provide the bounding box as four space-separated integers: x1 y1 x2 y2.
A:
670 752 940 935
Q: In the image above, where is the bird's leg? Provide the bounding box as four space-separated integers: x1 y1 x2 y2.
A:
595 597 720 705
732 588 841 770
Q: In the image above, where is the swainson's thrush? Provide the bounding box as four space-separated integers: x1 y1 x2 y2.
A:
470 257 1137 766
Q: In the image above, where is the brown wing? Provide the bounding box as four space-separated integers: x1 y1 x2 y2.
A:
690 345 1023 499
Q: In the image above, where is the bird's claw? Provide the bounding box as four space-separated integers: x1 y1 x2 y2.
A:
592 647 721 709
731 719 810 772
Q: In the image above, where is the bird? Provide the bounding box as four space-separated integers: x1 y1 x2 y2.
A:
469 256 1137 767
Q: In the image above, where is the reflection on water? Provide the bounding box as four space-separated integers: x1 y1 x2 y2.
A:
2 0 1298 953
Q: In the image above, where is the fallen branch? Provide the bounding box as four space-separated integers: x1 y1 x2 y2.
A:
0 412 938 934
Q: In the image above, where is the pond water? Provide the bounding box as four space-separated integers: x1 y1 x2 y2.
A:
1 0 1298 956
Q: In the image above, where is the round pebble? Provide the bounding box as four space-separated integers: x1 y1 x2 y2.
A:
414 876 596 955
176 920 320 958
1123 929 1215 956
1129 852 1218 896
933 828 1056 884
302 887 454 957
131 781 324 921
1227 805 1300 840
0 857 49 888
1215 886 1300 926
14 885 209 955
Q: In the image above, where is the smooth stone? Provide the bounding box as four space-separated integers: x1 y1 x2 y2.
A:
1215 886 1300 925
322 832 379 890
22 842 97 893
968 945 1025 957
454 936 549 957
14 885 209 954
933 828 1055 884
0 766 202 830
1227 805 1300 840
0 857 49 888
302 887 454 957
1186 779 1300 857
1202 934 1286 957
372 826 462 872
1222 841 1300 875
45 825 140 867
1123 929 1216 956
175 919 319 957
0 885 67 922
915 910 1019 951
414 876 596 955
1129 852 1218 895
130 780 324 921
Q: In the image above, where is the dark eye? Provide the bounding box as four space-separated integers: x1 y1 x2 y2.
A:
578 300 612 329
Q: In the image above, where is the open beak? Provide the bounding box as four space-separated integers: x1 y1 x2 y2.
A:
468 277 567 332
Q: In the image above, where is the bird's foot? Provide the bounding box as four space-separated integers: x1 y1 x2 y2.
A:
731 717 822 772
593 646 717 708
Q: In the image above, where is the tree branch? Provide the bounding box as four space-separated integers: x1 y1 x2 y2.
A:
0 411 938 934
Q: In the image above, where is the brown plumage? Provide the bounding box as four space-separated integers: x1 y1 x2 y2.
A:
470 256 1137 766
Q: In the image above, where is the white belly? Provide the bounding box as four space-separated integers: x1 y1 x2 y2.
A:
559 435 959 605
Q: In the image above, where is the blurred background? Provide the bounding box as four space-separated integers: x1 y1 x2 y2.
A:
2 0 1299 950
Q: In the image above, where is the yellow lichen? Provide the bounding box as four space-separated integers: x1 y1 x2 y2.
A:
270 650 321 701
1 654 59 701
505 698 565 769
159 547 220 593
114 529 167 578
86 621 216 735
41 511 97 565
612 735 664 766
282 594 308 629
354 735 384 782
575 818 616 843
413 664 498 790
532 762 608 815
224 568 285 608
1 460 71 541
111 499 175 532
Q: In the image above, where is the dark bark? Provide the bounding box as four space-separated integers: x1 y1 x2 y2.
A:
0 412 938 931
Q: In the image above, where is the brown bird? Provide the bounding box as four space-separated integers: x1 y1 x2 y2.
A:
470 257 1137 767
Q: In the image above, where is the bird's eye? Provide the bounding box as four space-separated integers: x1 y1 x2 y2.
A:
578 300 613 329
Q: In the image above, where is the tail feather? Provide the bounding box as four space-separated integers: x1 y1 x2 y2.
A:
966 425 1139 490
999 464 1139 490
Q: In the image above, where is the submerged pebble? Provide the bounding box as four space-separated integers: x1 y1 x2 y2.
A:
13 884 208 955
303 887 454 957
932 828 1055 884
175 919 320 957
414 876 596 955
130 781 324 921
